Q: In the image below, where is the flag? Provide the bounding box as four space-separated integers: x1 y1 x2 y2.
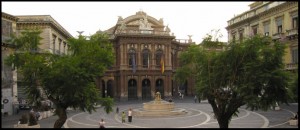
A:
132 54 136 73
160 56 164 74
147 55 150 69
147 54 150 76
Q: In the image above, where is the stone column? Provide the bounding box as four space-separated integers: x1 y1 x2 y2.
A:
120 43 124 68
120 73 125 101
137 43 141 68
112 78 116 98
104 80 107 97
151 76 155 99
137 75 142 100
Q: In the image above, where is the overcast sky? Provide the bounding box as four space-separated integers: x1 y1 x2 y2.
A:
2 1 253 43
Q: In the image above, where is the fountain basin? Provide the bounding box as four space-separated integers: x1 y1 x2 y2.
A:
133 100 187 117
133 107 187 117
143 100 174 111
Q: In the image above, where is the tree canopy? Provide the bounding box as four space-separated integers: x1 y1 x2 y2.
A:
5 29 115 128
174 34 291 128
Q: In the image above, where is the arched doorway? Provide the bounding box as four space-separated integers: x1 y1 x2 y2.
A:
107 80 113 98
128 79 137 100
142 79 151 100
155 79 164 99
101 80 105 98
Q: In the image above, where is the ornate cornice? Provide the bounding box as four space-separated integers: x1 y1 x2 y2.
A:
226 2 297 30
16 15 73 38
2 12 19 22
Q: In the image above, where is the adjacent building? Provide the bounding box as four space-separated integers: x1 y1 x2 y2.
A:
2 12 19 115
226 1 298 72
1 12 73 115
98 11 196 101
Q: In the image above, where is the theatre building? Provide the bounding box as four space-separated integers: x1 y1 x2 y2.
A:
97 11 195 101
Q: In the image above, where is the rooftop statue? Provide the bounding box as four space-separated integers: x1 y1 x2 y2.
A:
139 14 152 30
119 20 127 31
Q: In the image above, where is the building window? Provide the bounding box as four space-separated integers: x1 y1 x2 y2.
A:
128 49 136 66
292 16 298 29
52 35 56 53
142 49 150 68
252 26 258 36
263 22 270 36
1 20 12 37
63 42 66 54
276 17 283 33
155 50 163 66
292 49 298 64
232 34 236 43
58 39 62 54
239 31 244 43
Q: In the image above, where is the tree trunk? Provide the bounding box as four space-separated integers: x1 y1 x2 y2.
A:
53 107 67 128
217 115 230 128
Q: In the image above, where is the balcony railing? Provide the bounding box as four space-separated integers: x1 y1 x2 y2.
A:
172 39 191 44
286 28 298 36
285 63 298 70
272 33 285 40
115 29 170 36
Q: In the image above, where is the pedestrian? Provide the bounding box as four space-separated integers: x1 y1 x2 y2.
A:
194 95 197 103
116 107 119 114
35 111 40 120
122 111 126 123
99 118 105 128
18 118 21 125
179 92 181 99
198 95 201 103
128 108 132 123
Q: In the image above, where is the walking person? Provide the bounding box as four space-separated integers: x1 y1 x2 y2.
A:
99 118 105 128
35 111 40 120
122 111 126 123
128 108 132 123
198 94 201 103
116 107 119 114
194 95 197 103
179 92 182 99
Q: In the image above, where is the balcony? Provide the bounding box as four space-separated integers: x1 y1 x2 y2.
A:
116 29 170 36
272 33 285 40
285 63 298 70
286 28 298 37
172 39 191 44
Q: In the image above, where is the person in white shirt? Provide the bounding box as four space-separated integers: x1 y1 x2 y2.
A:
128 108 132 123
99 118 105 128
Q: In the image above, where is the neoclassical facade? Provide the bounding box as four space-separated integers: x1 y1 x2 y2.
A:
1 12 73 115
226 2 298 72
2 12 19 115
97 11 195 101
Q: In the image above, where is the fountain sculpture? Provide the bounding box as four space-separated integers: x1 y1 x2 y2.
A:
133 92 187 117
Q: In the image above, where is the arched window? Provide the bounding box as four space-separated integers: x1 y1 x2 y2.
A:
128 49 136 66
142 49 150 68
155 49 163 66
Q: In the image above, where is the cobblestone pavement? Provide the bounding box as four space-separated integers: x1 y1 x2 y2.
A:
1 97 298 128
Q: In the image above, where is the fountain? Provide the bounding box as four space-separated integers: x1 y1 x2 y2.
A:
133 92 187 117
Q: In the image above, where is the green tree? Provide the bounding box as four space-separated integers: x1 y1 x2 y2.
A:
287 72 298 102
5 29 115 128
174 34 291 128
